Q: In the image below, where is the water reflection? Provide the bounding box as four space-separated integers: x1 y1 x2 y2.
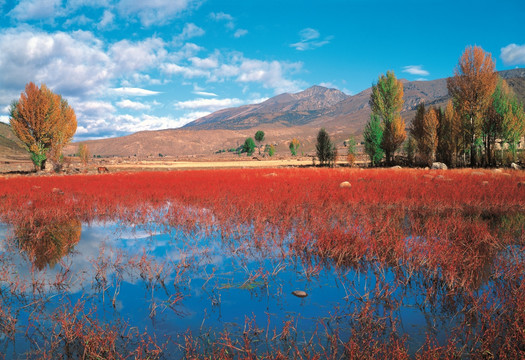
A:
0 215 524 358
15 217 81 270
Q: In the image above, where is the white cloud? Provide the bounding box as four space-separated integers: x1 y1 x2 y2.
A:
501 44 525 66
111 87 161 96
174 23 205 42
8 0 63 21
116 99 151 111
117 0 200 26
290 28 332 51
189 55 219 69
210 12 233 21
63 15 92 28
233 29 248 38
161 63 210 78
402 65 429 76
174 98 244 111
97 10 115 29
192 91 218 97
72 100 116 118
162 52 303 94
236 58 303 93
0 28 112 97
110 37 167 73
0 115 9 124
210 12 235 30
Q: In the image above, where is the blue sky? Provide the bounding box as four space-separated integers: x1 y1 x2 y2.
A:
0 0 524 140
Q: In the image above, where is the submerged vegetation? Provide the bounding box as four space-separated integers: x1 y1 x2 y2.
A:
0 168 524 358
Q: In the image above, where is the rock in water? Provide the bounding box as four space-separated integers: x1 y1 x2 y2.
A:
431 162 448 170
292 290 308 298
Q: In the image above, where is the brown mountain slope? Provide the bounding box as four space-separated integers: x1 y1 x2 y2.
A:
0 122 30 160
21 69 525 158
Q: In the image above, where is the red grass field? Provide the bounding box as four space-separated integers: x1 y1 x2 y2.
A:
1 168 524 358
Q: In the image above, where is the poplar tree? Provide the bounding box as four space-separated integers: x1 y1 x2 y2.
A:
447 46 498 166
363 114 384 166
421 107 439 166
10 82 77 171
370 70 406 164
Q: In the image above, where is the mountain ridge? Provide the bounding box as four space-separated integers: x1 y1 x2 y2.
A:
2 69 525 159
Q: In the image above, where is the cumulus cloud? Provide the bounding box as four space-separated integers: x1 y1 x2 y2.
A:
174 23 205 42
189 55 219 69
234 29 248 38
117 0 201 26
110 87 161 96
110 37 167 73
402 65 429 76
290 28 332 51
97 10 115 29
116 99 151 111
161 63 210 78
0 28 112 98
8 0 63 21
174 98 244 112
162 51 303 94
0 115 9 124
501 44 525 66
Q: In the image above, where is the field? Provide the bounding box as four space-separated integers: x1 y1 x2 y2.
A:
0 168 524 359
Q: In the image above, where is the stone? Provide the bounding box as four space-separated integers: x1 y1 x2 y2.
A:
391 165 402 169
52 188 64 195
511 163 522 170
292 290 308 298
339 181 352 188
431 162 448 170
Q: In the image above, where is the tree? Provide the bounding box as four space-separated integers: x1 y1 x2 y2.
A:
9 82 77 171
420 107 439 166
78 143 90 167
437 100 462 167
411 103 426 162
242 137 256 156
255 130 265 155
289 138 300 156
316 128 336 166
370 70 406 164
447 46 498 166
346 136 357 167
404 135 417 166
264 144 275 157
364 114 384 166
486 78 525 163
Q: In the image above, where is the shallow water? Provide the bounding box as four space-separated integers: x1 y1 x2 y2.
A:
0 217 520 358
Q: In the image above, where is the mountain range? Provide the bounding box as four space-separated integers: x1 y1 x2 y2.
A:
2 69 525 160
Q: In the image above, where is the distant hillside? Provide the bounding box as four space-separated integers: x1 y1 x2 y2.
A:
0 122 30 160
32 68 525 158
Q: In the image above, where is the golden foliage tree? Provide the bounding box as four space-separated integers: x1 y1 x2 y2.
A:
420 107 439 166
370 70 406 164
437 100 462 166
9 82 77 171
447 46 498 166
78 143 90 167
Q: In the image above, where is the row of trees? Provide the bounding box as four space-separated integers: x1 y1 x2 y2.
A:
364 46 525 167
